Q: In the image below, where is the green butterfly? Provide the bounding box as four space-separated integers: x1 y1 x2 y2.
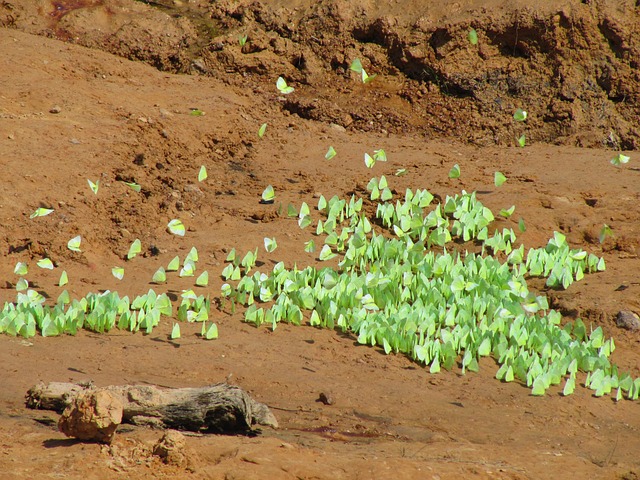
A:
513 109 527 121
468 28 478 45
325 146 337 160
276 77 294 94
152 267 167 283
30 207 54 218
261 185 275 203
67 235 81 252
88 179 99 194
127 239 141 259
37 258 54 269
264 237 278 253
112 267 124 280
167 219 185 236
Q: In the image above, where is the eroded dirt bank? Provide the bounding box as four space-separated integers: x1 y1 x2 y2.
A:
4 0 640 148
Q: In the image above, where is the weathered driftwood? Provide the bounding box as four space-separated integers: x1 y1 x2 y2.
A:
26 382 278 440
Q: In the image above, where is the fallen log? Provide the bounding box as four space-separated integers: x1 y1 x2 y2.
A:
26 382 277 443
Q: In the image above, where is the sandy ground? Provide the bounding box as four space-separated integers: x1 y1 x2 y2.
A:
1 0 640 478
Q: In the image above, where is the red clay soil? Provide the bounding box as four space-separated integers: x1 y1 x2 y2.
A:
1 0 640 479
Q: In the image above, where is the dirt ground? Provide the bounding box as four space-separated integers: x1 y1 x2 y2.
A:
1 0 640 478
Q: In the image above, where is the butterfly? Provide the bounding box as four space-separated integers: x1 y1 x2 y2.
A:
276 76 294 94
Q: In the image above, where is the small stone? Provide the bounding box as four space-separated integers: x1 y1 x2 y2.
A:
616 311 640 331
329 123 346 133
191 59 207 73
183 184 203 195
318 392 334 405
50 105 62 114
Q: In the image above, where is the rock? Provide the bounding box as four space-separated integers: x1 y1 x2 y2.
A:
58 390 123 444
49 105 62 114
183 184 203 195
133 153 145 165
318 392 335 405
616 311 640 331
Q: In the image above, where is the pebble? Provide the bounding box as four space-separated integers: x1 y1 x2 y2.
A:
183 184 203 195
616 311 640 331
50 105 62 114
318 392 334 405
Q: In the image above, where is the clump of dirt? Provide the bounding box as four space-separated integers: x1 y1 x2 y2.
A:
153 429 199 470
